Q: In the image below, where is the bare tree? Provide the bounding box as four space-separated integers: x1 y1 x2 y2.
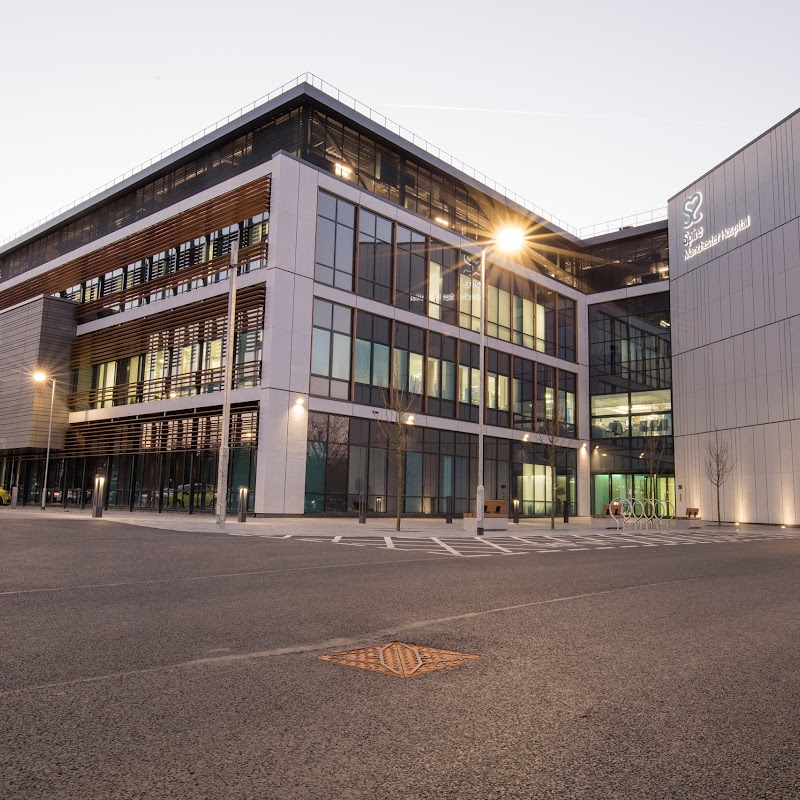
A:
376 363 421 532
540 388 571 530
704 429 736 526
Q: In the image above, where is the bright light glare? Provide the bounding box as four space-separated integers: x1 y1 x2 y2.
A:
33 371 47 383
495 227 525 253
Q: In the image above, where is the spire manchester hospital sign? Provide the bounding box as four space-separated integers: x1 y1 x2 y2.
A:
682 191 751 260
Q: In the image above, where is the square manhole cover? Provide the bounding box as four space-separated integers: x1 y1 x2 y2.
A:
317 641 479 678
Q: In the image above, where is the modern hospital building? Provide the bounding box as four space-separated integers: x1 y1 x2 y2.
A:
1 75 797 525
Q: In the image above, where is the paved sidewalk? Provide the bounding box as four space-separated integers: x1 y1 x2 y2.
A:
3 505 798 540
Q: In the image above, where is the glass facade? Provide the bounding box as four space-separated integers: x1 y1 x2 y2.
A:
305 411 576 517
589 292 673 513
0 405 257 513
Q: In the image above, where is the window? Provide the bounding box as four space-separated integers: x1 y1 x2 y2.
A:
486 350 510 427
513 276 535 349
427 333 456 418
538 287 556 355
357 209 392 303
536 364 555 433
428 241 458 324
458 342 480 423
354 312 391 406
513 357 534 430
394 323 425 394
315 191 356 291
396 226 427 313
558 295 576 362
558 370 577 437
486 269 511 342
310 298 352 399
459 255 481 332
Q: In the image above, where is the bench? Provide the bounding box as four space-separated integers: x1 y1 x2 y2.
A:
686 507 700 519
463 499 509 531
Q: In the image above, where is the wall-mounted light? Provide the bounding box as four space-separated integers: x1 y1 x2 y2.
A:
295 396 305 406
435 217 450 227
522 433 529 442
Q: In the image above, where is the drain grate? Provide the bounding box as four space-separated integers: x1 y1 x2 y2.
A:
317 641 479 678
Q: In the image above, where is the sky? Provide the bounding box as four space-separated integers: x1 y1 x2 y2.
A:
1 0 799 244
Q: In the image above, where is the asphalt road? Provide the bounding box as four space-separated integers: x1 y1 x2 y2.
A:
1 516 799 799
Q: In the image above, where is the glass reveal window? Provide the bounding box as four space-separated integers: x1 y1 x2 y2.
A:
395 226 427 314
310 298 352 399
315 191 356 291
357 209 393 303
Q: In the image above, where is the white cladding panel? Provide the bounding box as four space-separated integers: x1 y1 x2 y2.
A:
670 111 800 524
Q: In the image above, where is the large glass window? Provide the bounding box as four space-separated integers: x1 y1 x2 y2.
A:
428 241 458 324
393 323 425 394
354 311 391 406
357 209 393 303
458 342 480 423
310 298 352 399
459 256 481 332
536 364 555 433
395 226 427 314
590 389 671 439
427 332 456 418
486 269 512 342
538 288 556 356
513 276 535 350
315 191 355 291
558 370 577 438
513 356 534 430
486 350 510 427
558 295 576 361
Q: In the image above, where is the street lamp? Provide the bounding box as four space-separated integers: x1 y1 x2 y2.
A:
473 227 525 535
33 371 56 511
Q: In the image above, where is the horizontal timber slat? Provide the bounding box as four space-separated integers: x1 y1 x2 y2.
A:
63 403 259 457
71 285 266 368
0 176 270 313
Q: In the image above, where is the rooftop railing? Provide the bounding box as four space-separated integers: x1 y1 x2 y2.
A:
2 72 668 247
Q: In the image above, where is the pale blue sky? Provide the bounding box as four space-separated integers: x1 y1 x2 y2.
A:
1 0 798 242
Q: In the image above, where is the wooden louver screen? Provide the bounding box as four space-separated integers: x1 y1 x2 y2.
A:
0 175 271 313
70 285 266 369
62 403 259 457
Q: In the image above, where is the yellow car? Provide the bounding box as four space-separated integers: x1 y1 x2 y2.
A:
174 484 217 509
0 487 10 505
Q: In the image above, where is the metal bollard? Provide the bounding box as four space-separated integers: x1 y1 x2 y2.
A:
445 495 453 524
513 498 521 524
358 492 367 524
10 486 18 508
92 475 105 518
238 487 248 522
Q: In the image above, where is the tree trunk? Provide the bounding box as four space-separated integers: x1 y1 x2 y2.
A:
550 471 556 530
717 483 722 526
396 436 403 532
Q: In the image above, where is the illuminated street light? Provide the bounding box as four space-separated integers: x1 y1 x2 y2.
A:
472 227 525 535
33 371 56 511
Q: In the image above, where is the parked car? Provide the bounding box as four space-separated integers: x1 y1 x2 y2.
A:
0 487 10 505
175 484 217 508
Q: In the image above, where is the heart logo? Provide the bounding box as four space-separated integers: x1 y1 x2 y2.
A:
682 191 703 229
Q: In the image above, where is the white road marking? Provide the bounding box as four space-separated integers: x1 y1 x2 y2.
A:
431 537 463 556
473 537 514 554
384 536 395 549
332 535 342 543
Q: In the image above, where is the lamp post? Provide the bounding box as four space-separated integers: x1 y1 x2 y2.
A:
33 371 55 510
472 228 525 535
